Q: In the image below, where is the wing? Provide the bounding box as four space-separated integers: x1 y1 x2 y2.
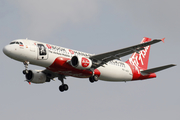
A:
42 69 60 81
140 64 176 76
90 39 164 69
42 69 67 81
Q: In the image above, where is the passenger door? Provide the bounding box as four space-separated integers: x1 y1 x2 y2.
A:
37 44 48 60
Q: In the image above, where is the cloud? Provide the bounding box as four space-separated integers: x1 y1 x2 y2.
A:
7 0 99 39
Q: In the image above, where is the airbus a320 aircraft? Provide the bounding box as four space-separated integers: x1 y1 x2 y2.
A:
3 37 176 92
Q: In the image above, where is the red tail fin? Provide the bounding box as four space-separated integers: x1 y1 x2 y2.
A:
126 37 151 70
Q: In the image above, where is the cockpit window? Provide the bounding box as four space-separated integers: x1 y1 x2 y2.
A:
10 41 23 45
10 42 15 44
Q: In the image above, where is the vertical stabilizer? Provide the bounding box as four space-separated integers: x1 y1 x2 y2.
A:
126 37 151 70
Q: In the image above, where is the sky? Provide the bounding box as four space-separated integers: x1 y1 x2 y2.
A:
0 0 179 120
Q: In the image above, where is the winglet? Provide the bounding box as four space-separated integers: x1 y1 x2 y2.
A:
161 38 165 43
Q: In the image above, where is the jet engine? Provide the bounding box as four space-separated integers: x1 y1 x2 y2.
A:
71 56 92 70
25 70 47 84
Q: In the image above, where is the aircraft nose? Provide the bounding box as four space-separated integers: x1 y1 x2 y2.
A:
3 45 11 56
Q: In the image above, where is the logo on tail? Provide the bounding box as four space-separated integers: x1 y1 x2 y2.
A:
127 37 151 73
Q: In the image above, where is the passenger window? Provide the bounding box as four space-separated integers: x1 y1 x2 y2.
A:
16 42 19 44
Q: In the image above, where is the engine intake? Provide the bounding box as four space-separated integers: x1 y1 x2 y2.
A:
26 70 47 84
71 56 92 70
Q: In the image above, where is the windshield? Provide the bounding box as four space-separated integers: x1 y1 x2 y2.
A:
10 41 23 45
10 42 15 44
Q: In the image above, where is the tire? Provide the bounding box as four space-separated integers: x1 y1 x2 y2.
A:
59 85 64 92
93 75 98 81
89 76 94 83
23 70 28 75
63 84 69 91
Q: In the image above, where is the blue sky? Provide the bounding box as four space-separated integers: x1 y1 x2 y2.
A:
0 0 179 120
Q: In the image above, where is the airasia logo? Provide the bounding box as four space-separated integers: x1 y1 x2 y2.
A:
46 44 52 49
81 57 90 67
69 49 74 54
129 46 150 72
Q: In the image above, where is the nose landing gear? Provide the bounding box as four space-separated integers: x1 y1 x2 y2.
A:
22 61 29 74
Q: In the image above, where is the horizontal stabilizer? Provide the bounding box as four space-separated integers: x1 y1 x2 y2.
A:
141 64 176 76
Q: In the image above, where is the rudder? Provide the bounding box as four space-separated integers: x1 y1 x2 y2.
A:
126 37 151 70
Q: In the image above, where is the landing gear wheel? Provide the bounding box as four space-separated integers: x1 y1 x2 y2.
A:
93 75 98 81
63 84 69 91
89 75 98 83
59 85 64 92
59 84 69 92
23 70 28 74
89 77 94 83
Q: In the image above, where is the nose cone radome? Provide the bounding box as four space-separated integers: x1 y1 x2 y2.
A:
3 45 11 56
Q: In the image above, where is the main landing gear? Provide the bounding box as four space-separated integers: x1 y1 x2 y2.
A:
89 75 98 83
22 61 29 74
58 75 69 92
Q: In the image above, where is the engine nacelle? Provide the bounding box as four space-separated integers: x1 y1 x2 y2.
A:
26 70 47 84
71 56 92 70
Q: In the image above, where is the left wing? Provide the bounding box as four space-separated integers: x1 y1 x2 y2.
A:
90 39 164 69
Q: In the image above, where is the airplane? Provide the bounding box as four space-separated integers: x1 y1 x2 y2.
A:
3 37 176 92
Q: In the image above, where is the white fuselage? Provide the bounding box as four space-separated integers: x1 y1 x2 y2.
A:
3 39 133 82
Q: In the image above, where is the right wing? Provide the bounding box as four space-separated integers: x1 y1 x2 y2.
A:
90 39 165 69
